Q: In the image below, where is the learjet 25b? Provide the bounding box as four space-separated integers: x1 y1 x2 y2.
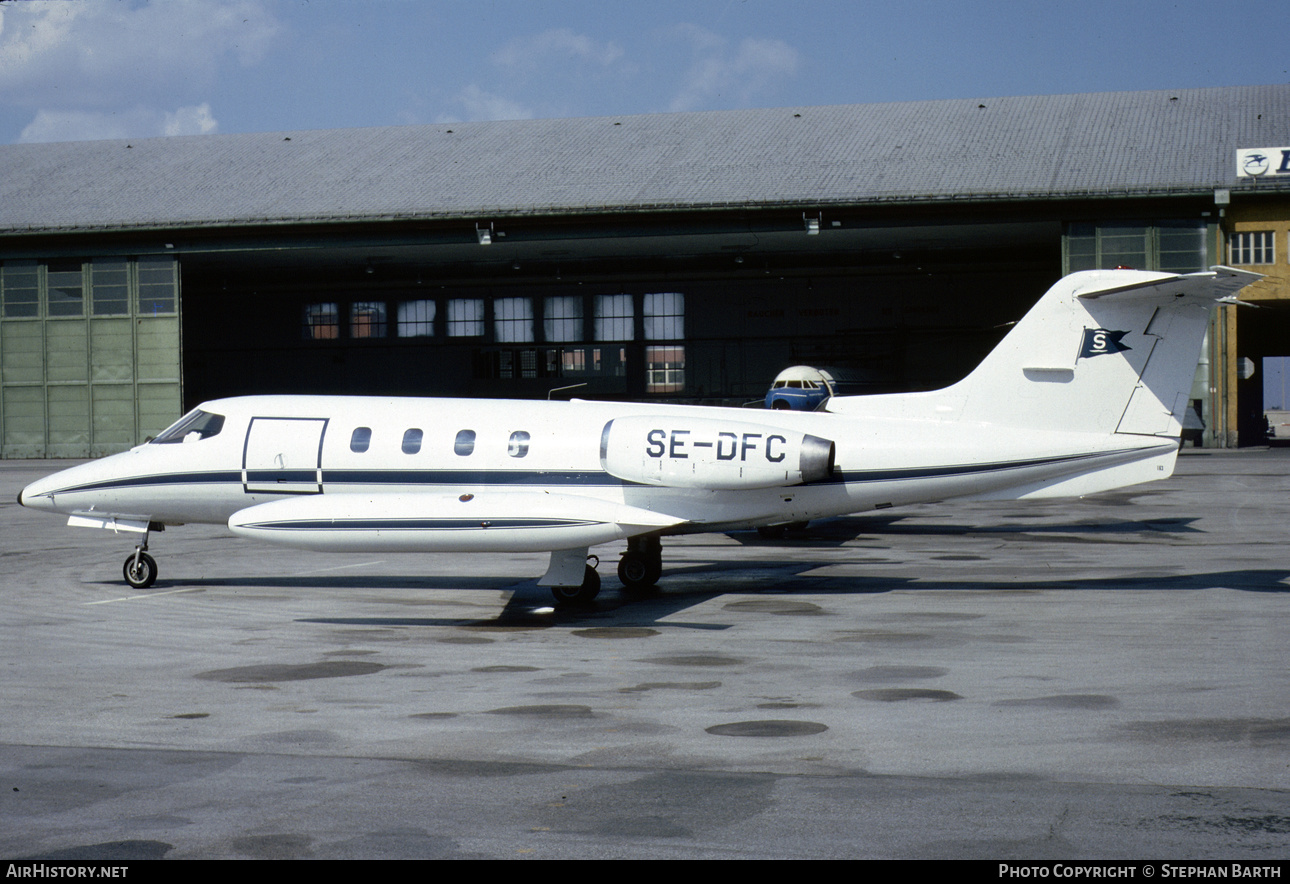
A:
19 267 1260 604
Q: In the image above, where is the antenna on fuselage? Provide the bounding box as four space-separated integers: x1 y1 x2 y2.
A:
548 383 588 400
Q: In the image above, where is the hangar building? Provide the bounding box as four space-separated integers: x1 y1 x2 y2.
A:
2 84 1288 457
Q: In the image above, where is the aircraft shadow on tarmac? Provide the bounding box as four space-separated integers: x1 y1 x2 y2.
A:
130 514 1282 629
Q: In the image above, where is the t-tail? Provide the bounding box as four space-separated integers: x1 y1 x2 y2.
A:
826 266 1261 497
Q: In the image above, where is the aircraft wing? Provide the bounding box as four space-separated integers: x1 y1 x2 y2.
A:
1075 266 1262 301
228 491 687 553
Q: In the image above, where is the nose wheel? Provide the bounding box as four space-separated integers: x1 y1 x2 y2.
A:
123 549 158 589
122 527 159 589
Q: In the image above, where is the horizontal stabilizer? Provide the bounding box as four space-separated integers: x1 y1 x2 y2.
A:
1075 266 1262 301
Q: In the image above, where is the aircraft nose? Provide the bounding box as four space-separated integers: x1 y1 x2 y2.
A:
18 474 61 512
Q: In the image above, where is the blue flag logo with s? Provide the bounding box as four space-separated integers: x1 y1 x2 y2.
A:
1079 328 1131 359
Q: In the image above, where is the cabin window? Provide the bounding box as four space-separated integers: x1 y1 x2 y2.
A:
152 409 225 444
350 427 372 453
454 429 476 456
402 428 423 454
508 431 530 458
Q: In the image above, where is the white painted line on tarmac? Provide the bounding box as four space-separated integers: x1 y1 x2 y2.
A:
85 587 205 605
299 561 385 574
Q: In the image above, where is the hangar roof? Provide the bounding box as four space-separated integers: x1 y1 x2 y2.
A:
3 84 1289 235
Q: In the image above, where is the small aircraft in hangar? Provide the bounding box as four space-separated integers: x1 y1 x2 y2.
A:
19 267 1260 605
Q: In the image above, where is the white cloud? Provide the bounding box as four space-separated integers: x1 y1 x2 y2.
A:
19 103 219 143
668 26 799 112
447 85 534 123
0 0 279 108
490 28 624 70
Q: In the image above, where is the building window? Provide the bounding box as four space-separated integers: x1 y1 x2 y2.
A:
397 300 435 337
494 297 534 343
454 429 476 456
90 259 129 316
1065 220 1206 273
544 295 583 342
350 301 387 338
1157 222 1207 273
646 345 686 394
508 431 530 458
1098 224 1148 270
401 428 423 454
1 261 40 318
350 427 372 452
46 261 85 317
595 293 634 341
136 256 177 315
643 292 684 339
1230 231 1276 265
303 303 339 339
447 299 484 337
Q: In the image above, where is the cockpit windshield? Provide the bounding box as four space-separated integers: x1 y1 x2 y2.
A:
151 409 226 444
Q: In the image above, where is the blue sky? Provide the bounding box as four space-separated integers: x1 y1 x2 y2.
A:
2 0 1287 407
1 0 1287 144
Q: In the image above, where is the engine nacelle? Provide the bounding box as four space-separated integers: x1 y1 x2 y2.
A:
601 416 835 490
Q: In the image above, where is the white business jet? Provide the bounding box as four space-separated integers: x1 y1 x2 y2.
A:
19 267 1260 604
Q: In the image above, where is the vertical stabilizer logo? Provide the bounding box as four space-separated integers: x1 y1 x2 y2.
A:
1079 328 1131 359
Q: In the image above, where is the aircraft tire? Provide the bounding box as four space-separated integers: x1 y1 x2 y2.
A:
618 551 662 592
551 566 600 606
123 552 158 589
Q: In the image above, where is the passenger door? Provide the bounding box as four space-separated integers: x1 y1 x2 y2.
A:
242 417 328 494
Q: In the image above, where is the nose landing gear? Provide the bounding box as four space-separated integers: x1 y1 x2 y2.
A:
122 525 161 589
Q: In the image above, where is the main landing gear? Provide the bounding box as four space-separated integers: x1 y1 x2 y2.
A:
549 555 601 606
617 535 662 594
122 526 161 589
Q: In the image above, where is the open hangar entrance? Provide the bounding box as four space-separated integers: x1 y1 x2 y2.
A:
179 207 1061 409
1234 300 1290 442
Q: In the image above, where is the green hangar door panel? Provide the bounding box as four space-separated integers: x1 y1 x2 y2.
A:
242 417 327 494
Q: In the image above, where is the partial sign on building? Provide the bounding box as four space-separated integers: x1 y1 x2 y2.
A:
1236 147 1290 177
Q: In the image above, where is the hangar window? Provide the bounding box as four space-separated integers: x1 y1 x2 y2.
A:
454 429 476 456
351 302 387 338
508 431 530 458
303 303 340 339
1158 222 1207 273
1 261 40 318
350 427 372 452
1230 231 1276 265
544 296 583 342
595 294 634 341
136 256 177 314
494 297 534 343
643 292 684 339
447 299 484 337
1065 221 1206 273
397 300 435 337
402 428 423 454
46 261 85 317
90 259 129 316
646 345 686 394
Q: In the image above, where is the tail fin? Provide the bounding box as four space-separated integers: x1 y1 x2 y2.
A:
828 267 1260 437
